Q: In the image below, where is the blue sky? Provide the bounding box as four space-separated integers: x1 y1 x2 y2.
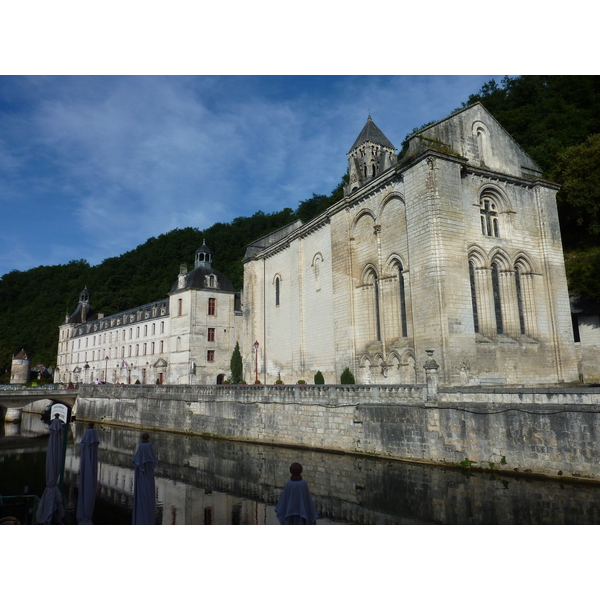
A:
0 75 505 277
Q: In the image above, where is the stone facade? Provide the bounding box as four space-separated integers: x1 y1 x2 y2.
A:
56 243 243 385
74 383 600 480
242 104 579 386
56 103 580 388
10 349 30 385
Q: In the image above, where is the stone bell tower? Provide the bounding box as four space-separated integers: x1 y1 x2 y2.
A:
346 115 397 195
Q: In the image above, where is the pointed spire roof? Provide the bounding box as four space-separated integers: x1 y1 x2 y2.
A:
348 115 396 152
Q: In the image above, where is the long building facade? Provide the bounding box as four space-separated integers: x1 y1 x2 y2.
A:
57 103 579 387
57 243 242 385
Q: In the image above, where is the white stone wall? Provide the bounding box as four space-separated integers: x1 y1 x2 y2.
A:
242 104 579 386
58 314 172 384
169 288 241 385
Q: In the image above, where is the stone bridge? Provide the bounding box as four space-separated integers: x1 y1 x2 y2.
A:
0 386 79 422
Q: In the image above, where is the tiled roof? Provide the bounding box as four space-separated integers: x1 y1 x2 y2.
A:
349 116 396 152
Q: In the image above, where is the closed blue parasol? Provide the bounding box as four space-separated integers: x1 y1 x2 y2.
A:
36 416 65 525
77 423 100 525
275 462 317 525
132 433 158 525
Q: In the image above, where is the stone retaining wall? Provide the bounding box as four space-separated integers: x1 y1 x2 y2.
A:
73 383 600 480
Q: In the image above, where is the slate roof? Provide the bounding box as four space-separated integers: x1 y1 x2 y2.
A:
348 116 396 152
169 265 235 293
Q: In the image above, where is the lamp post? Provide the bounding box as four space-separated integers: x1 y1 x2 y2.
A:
104 355 109 383
253 340 259 384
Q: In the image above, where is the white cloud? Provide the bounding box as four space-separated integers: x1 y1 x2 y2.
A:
0 75 500 277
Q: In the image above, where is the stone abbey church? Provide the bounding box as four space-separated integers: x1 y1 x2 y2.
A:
56 103 579 387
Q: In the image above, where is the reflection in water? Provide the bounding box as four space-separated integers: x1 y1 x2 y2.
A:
2 415 600 524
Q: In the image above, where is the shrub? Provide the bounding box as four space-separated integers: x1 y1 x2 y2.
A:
340 368 355 384
314 371 324 385
297 380 306 384
275 379 284 384
230 342 243 384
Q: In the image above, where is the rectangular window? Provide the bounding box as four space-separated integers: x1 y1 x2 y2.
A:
143 343 147 355
136 344 139 356
160 321 164 334
128 346 132 357
208 328 215 342
152 323 156 335
178 298 183 316
208 298 216 316
151 342 155 354
144 325 148 336
160 341 164 353
207 350 215 362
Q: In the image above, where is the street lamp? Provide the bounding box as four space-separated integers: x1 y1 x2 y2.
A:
253 340 259 384
104 356 109 383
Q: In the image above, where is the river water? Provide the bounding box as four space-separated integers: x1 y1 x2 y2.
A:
2 411 600 525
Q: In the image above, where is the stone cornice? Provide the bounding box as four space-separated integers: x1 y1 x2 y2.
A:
245 170 408 263
463 162 559 190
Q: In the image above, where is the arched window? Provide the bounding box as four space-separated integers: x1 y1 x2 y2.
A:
367 270 381 342
491 261 503 334
275 277 280 306
480 198 499 237
515 265 526 335
469 260 479 333
398 263 407 338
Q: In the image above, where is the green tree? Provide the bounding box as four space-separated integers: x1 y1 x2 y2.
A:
564 247 600 302
230 341 243 384
340 368 355 384
555 134 600 248
314 370 324 385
